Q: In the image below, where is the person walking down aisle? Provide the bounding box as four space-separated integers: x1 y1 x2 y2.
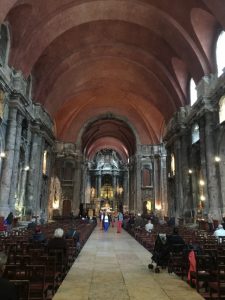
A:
117 211 123 233
103 212 110 232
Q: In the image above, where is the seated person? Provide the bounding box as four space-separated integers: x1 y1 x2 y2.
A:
134 213 144 228
0 252 18 300
65 228 81 250
47 228 67 254
145 220 154 233
159 217 166 225
32 226 46 243
213 224 225 239
167 227 185 252
27 218 37 230
167 217 175 226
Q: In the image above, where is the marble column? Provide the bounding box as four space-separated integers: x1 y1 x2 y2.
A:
204 112 221 220
113 173 116 196
136 155 142 213
81 161 87 204
18 125 32 215
85 171 91 204
154 155 160 208
97 174 101 198
180 132 192 219
36 138 45 214
199 117 208 215
160 154 168 216
26 129 43 215
73 155 82 213
174 139 183 221
0 106 17 216
8 113 23 212
123 169 129 207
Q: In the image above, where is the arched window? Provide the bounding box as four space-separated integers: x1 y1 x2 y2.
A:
171 154 175 176
0 24 9 66
216 31 225 77
190 78 197 106
219 95 225 124
192 123 200 144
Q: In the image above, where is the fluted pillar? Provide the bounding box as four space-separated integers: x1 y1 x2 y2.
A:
123 169 129 207
204 112 221 220
0 106 17 216
180 132 192 218
8 113 23 212
174 139 183 220
26 127 44 215
73 155 82 213
154 155 160 208
136 154 142 213
160 154 168 215
18 125 32 215
98 174 101 197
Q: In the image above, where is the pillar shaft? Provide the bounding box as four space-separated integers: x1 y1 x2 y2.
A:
0 106 17 215
8 113 23 211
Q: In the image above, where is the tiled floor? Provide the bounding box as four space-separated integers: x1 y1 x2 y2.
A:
53 224 204 300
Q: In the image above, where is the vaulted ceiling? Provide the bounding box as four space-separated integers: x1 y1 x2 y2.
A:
1 0 224 157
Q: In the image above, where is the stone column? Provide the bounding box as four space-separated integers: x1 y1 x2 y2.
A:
8 113 23 212
98 174 101 198
26 128 43 215
0 106 17 216
73 154 82 213
123 169 129 207
153 155 160 208
174 138 183 221
18 125 32 215
180 132 192 220
36 138 45 215
136 154 142 213
113 173 116 196
85 171 91 204
199 117 208 215
204 112 221 220
160 154 168 216
166 147 174 217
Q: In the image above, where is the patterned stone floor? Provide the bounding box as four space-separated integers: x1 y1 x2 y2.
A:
53 224 204 300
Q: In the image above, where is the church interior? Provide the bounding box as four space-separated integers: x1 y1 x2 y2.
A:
1 1 225 299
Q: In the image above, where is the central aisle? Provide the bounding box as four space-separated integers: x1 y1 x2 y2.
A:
53 225 204 300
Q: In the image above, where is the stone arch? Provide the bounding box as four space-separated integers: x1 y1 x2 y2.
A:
77 113 140 155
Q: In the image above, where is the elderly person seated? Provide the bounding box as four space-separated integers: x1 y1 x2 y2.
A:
145 220 154 233
213 224 225 240
0 252 18 300
47 228 67 254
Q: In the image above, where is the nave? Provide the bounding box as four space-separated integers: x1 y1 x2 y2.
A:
54 226 203 300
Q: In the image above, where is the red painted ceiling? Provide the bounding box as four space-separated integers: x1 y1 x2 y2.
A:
1 0 223 157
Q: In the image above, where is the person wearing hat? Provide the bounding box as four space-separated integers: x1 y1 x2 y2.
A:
213 224 225 239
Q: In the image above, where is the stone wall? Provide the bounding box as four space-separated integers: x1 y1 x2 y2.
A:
165 73 225 222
